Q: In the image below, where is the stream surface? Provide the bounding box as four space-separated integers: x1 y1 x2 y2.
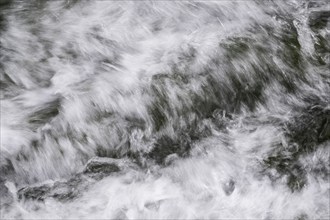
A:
0 0 329 219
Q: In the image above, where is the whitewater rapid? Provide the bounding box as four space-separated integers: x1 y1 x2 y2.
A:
0 0 329 219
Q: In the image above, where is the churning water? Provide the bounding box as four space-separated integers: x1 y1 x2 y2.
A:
0 0 329 219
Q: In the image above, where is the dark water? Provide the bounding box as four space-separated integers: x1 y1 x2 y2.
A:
0 0 329 219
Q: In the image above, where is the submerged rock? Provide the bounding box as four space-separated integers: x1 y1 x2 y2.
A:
18 184 52 201
83 157 126 180
17 157 135 202
222 179 235 196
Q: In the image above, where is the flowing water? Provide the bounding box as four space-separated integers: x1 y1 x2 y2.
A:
0 0 329 219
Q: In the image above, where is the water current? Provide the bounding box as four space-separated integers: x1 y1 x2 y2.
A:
0 0 329 219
